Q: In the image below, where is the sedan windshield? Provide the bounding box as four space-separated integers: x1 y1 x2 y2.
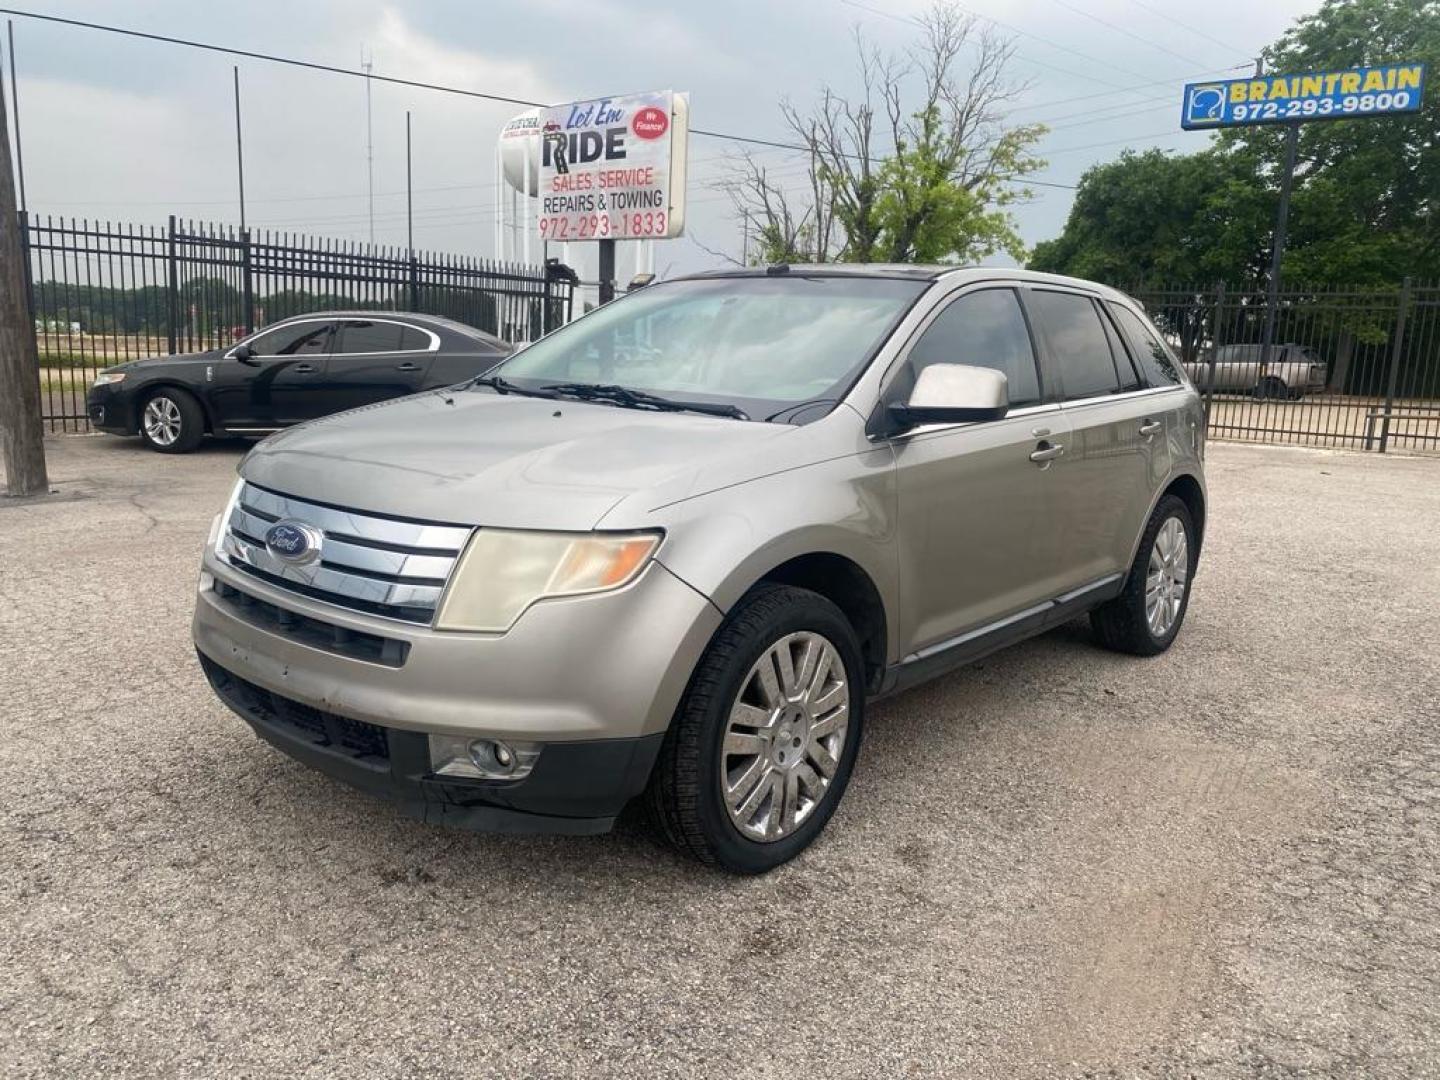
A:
479 275 927 422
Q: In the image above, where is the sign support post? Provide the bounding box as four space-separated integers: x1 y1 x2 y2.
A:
1259 121 1299 368
598 238 616 304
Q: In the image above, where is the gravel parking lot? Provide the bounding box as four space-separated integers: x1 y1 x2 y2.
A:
3 435 1438 1078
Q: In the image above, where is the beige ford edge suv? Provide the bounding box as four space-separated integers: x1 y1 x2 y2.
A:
194 266 1206 874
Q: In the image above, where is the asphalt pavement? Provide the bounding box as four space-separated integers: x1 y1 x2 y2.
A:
2 434 1437 1078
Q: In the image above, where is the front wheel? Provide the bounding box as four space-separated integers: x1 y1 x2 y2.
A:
138 389 204 453
645 584 864 874
1091 495 1196 656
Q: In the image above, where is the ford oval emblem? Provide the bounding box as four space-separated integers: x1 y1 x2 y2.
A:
264 520 323 565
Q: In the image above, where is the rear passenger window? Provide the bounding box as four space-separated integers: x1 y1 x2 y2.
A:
903 288 1040 406
399 326 433 351
1027 291 1121 399
337 321 405 354
1108 303 1182 387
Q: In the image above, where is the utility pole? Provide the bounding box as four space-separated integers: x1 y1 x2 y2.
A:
362 48 374 244
232 66 246 230
0 58 48 496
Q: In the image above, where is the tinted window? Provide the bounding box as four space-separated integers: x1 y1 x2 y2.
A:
399 326 433 351
247 322 331 356
1028 291 1120 399
1098 306 1144 390
1108 303 1182 386
904 289 1040 406
337 320 406 354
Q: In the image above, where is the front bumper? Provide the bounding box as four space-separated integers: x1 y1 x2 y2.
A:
86 385 136 434
193 541 722 831
200 651 663 832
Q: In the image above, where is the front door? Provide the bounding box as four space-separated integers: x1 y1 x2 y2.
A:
324 319 436 411
210 320 334 429
889 286 1071 657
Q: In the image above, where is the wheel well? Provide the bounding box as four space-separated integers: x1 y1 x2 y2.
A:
1164 474 1205 554
758 554 888 693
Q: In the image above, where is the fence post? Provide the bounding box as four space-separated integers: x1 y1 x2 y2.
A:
166 214 178 355
408 254 419 312
241 228 254 334
1378 276 1412 454
1205 282 1224 433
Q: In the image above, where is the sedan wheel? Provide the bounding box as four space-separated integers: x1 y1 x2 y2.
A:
142 396 183 447
721 631 850 843
138 390 204 453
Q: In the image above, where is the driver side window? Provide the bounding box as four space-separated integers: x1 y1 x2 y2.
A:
246 322 333 357
900 289 1041 407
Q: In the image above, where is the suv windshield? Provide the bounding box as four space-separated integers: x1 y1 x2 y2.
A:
480 275 927 422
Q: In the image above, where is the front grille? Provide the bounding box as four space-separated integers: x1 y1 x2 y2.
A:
200 653 390 763
213 578 410 667
221 482 471 625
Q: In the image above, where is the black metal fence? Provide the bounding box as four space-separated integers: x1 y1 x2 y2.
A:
22 213 575 432
1132 280 1440 452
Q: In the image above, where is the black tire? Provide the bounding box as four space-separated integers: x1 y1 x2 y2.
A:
645 583 865 874
138 388 205 454
1090 495 1196 657
1254 376 1287 400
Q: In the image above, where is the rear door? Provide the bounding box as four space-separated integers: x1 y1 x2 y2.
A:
325 318 437 412
213 319 334 429
1023 288 1169 596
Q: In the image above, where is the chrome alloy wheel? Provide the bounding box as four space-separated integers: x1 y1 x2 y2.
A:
1145 517 1189 637
720 631 850 843
142 396 183 447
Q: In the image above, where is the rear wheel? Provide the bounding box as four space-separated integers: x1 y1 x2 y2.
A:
1254 376 1287 400
1091 495 1196 657
645 584 864 874
139 389 204 453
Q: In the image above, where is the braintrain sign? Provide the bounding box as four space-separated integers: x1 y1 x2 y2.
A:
1182 63 1426 130
536 90 689 241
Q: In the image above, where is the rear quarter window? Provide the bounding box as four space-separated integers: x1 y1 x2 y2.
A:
1108 303 1183 387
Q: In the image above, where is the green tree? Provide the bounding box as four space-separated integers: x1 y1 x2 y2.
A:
725 3 1045 265
1031 0 1439 287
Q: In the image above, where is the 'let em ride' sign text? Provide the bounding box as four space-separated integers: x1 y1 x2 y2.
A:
538 90 689 241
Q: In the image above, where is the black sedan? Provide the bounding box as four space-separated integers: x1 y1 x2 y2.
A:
86 312 512 453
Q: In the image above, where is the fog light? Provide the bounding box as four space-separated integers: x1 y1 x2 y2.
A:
470 738 515 775
429 733 541 780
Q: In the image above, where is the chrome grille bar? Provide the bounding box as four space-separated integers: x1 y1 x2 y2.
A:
222 482 471 624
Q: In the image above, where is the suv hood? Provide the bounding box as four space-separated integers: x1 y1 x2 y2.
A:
240 389 802 530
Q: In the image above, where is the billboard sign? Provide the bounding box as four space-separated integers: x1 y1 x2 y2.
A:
1181 62 1426 130
537 90 689 241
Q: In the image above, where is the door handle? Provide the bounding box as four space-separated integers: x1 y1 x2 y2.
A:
292 363 317 374
1139 419 1163 437
1029 441 1065 464
395 362 420 372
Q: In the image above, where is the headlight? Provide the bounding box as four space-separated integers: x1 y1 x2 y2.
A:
208 477 245 554
435 529 661 633
92 371 126 387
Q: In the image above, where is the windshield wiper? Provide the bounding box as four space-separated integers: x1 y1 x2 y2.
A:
540 382 750 421
472 374 561 400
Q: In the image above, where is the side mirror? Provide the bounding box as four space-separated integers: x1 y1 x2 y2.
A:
232 343 257 365
888 364 1009 431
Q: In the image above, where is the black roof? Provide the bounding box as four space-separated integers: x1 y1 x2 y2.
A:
271 310 507 349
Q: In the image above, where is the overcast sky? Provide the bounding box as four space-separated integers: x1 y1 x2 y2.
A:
2 0 1323 285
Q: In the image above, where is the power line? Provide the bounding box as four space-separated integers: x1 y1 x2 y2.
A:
1042 129 1190 156
838 0 1131 90
1043 0 1221 69
1124 0 1250 57
0 7 838 159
